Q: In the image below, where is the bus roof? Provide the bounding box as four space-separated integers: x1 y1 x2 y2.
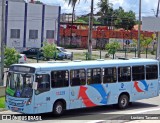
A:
12 58 159 71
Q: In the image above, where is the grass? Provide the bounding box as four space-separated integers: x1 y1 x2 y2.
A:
27 52 103 63
0 96 5 108
73 52 101 60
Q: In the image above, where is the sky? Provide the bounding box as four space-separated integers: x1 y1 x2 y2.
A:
31 0 159 17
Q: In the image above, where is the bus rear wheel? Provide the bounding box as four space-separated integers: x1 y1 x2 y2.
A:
118 94 129 109
53 101 64 116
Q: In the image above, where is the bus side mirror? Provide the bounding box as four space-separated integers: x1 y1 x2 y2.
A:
32 82 38 90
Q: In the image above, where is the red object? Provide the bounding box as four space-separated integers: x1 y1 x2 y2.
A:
30 0 34 3
78 86 97 107
134 81 144 92
24 55 27 61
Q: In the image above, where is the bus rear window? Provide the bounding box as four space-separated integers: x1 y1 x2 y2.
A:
146 65 158 80
132 66 145 81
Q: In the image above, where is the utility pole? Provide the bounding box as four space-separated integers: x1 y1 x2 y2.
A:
88 0 94 60
156 0 160 59
137 0 141 58
0 0 5 86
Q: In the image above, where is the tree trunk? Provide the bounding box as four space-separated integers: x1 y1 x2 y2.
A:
70 5 75 46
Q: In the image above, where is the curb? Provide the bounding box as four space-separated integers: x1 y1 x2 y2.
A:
0 108 7 112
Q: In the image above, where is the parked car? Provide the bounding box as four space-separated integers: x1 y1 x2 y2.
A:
19 54 27 63
57 47 72 59
0 54 27 64
21 48 43 59
21 47 72 60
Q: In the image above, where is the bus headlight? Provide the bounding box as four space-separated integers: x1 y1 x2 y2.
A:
26 98 32 105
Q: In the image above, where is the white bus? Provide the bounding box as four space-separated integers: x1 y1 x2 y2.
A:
5 58 159 115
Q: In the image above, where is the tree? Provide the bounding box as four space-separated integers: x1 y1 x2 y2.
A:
4 47 20 67
141 35 153 58
97 4 136 29
76 16 100 24
105 42 120 59
133 34 154 57
97 0 113 25
113 7 136 30
41 42 57 60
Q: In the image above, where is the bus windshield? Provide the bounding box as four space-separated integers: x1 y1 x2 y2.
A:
6 72 34 98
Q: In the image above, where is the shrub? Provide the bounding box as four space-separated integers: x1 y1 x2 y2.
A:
4 47 20 67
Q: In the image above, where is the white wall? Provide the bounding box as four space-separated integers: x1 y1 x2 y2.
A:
1 1 60 50
44 5 59 44
26 3 42 48
7 2 25 48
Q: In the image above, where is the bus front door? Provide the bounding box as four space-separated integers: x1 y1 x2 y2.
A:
34 74 51 114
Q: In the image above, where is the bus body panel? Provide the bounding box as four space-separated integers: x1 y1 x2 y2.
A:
6 95 34 114
5 59 159 114
69 86 83 109
131 79 159 101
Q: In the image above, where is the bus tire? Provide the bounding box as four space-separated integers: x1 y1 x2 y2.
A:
53 101 64 116
118 94 129 109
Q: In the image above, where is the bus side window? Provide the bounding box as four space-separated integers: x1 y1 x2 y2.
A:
51 70 69 88
87 68 101 84
132 66 145 81
103 67 117 83
146 65 158 80
35 74 50 95
70 69 86 86
118 67 131 82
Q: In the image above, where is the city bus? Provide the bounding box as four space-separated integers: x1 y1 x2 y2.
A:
5 58 159 115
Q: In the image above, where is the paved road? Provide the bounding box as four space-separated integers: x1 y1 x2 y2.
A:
0 96 160 123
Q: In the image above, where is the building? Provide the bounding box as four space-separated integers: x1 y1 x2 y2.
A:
61 13 77 23
0 0 60 51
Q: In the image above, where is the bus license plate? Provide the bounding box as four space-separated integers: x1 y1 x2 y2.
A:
13 107 18 111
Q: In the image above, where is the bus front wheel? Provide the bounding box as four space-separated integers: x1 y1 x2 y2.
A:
53 101 64 116
118 94 129 109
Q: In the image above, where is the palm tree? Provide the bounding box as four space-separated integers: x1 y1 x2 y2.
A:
97 0 113 26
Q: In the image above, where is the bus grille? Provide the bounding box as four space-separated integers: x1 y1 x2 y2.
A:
8 101 24 107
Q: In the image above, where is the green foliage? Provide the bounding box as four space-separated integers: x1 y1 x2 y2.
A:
4 47 20 67
133 34 153 51
35 1 43 4
141 36 152 48
105 42 120 55
112 7 136 30
0 97 5 108
76 16 101 24
97 1 136 30
41 42 57 59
